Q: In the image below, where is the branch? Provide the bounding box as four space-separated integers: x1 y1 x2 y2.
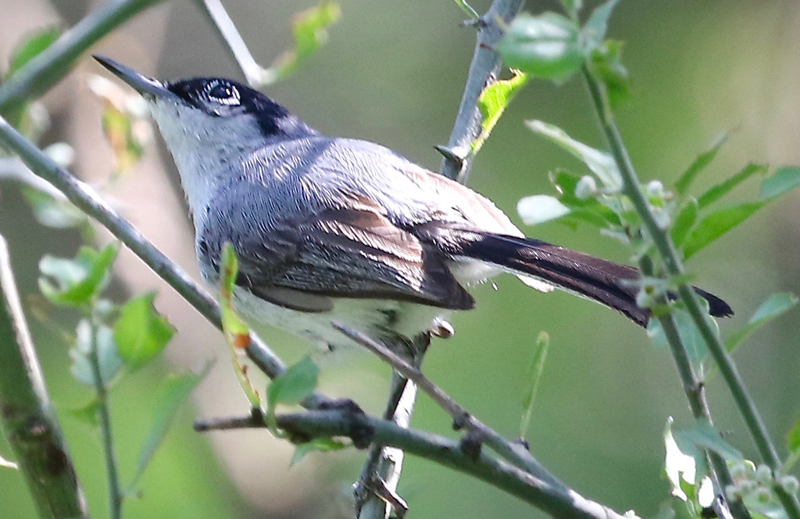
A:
333 323 562 489
196 408 635 519
582 67 800 519
0 234 89 519
439 0 525 182
0 0 165 116
0 116 309 397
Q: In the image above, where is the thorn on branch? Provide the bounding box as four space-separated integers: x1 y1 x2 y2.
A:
459 430 483 461
514 437 530 452
451 410 471 431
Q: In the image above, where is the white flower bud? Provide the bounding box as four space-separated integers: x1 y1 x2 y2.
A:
646 180 665 199
780 475 799 494
755 464 773 485
44 143 75 168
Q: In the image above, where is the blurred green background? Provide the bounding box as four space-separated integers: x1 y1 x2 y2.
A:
1 1 799 518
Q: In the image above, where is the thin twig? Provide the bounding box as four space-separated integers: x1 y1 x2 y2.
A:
192 0 271 87
86 318 122 519
0 235 89 519
582 66 800 519
439 0 525 182
332 322 562 488
0 0 165 115
196 408 636 519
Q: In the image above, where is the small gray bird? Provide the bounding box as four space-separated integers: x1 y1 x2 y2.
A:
94 56 732 353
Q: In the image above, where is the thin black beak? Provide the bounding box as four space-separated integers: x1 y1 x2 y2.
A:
93 55 177 101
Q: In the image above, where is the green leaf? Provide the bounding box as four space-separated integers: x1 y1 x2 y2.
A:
516 195 570 226
472 71 529 154
548 170 621 226
39 243 120 306
682 201 765 259
67 399 102 427
528 120 622 191
519 332 549 440
268 356 319 410
788 416 800 453
725 293 798 354
21 187 86 229
647 309 715 370
697 163 767 209
101 103 145 175
497 13 586 83
70 320 123 387
581 0 621 51
760 166 800 199
129 368 208 491
114 293 175 370
559 0 582 17
217 244 261 408
7 26 61 78
675 133 728 195
671 198 698 249
290 438 347 466
271 1 341 81
664 417 708 489
588 40 630 108
673 418 743 463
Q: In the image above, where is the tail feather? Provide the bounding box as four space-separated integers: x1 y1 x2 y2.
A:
456 233 733 327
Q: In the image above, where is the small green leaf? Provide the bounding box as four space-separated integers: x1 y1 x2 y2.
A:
7 26 61 78
760 166 800 199
788 416 800 453
68 399 102 427
70 320 123 387
548 170 621 226
671 198 698 249
682 201 765 259
725 293 798 354
647 309 716 370
129 367 209 491
673 419 743 463
218 244 261 408
581 0 621 51
21 187 86 229
267 356 319 411
664 417 707 490
114 293 175 370
271 1 341 81
559 0 582 17
588 40 630 108
519 332 549 440
528 120 622 191
697 163 767 209
675 133 728 195
517 195 570 226
290 438 347 466
497 13 586 83
472 71 529 154
39 243 119 307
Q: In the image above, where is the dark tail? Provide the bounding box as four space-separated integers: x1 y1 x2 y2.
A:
457 233 733 327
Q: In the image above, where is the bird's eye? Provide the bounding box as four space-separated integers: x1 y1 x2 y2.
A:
205 81 240 106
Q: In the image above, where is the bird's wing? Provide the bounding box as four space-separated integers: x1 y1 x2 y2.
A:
230 196 475 312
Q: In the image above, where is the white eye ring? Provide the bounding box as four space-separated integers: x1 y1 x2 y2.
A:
206 81 241 106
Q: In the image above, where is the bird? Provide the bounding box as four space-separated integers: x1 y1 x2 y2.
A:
93 55 732 355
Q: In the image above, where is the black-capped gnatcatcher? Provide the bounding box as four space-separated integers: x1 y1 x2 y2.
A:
94 56 732 353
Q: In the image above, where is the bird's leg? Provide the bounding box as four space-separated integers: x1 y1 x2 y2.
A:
354 333 430 519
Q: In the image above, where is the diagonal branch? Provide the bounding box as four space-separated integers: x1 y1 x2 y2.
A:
0 0 165 116
0 234 89 519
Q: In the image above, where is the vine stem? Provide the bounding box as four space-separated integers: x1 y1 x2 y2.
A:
582 66 800 519
86 317 123 519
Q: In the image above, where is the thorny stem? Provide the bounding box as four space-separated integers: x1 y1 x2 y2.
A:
583 66 800 519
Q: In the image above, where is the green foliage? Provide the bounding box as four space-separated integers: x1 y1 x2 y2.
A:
588 40 631 108
266 356 319 433
291 438 347 466
4 26 61 128
270 1 341 82
473 71 529 154
581 0 621 51
675 133 728 195
786 418 800 473
724 293 798 355
519 332 549 440
69 319 123 387
696 163 767 209
218 243 261 409
760 165 800 199
129 368 209 491
21 187 86 229
647 308 719 371
101 103 145 175
497 13 585 83
38 243 119 307
114 293 175 371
